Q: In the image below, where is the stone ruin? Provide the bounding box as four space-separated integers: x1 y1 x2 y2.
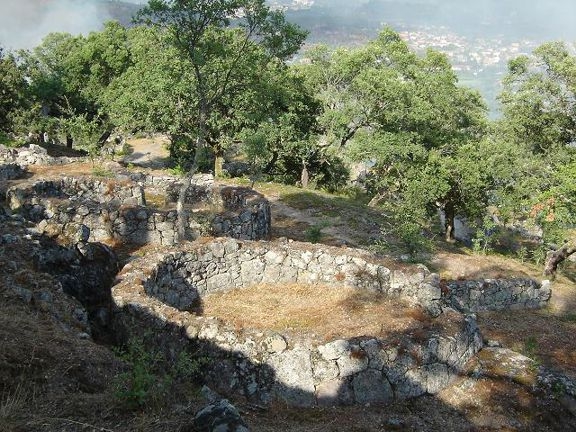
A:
5 173 271 245
112 237 551 407
0 143 554 408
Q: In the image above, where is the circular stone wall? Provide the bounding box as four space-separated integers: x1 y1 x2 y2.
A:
113 238 483 406
6 175 271 245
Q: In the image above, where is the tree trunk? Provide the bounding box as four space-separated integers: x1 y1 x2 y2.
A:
176 99 209 243
66 134 73 149
300 161 309 189
264 151 279 174
444 203 456 243
98 130 112 146
544 241 576 279
214 151 224 178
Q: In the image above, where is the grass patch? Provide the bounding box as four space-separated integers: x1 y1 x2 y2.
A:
92 166 114 178
201 283 451 342
281 190 370 216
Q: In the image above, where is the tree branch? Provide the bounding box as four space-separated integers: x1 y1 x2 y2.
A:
544 240 576 279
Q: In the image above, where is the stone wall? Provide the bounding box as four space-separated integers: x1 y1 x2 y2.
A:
443 278 552 312
131 173 271 240
6 175 271 245
112 238 482 407
0 144 81 166
141 238 443 314
0 163 26 181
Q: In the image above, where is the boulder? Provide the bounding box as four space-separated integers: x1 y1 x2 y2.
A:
193 399 250 432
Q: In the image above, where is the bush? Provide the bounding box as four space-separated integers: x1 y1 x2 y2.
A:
113 336 207 410
305 220 330 243
113 337 161 409
471 215 498 255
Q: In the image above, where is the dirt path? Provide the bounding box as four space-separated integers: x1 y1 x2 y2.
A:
123 136 171 168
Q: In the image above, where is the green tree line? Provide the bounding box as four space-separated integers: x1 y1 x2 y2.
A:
0 0 574 271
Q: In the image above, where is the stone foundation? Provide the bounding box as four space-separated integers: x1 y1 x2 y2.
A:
6 175 271 245
112 238 482 406
138 238 443 313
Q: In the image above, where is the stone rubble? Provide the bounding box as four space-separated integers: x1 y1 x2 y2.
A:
0 143 83 166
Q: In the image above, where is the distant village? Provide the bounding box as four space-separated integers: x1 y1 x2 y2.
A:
398 28 536 74
269 0 315 10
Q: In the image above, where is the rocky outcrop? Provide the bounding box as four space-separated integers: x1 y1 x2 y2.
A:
34 225 119 338
443 278 551 312
0 163 26 180
112 238 483 407
0 215 97 339
193 399 250 432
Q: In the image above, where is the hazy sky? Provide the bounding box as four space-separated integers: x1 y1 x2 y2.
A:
1 0 574 50
0 0 112 50
313 0 576 40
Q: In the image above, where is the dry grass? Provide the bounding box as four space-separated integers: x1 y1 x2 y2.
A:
0 382 28 421
201 283 435 341
145 193 171 210
27 162 96 178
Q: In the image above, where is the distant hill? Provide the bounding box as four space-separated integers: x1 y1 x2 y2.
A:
99 0 142 26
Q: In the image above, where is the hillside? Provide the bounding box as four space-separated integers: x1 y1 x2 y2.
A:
1 141 575 431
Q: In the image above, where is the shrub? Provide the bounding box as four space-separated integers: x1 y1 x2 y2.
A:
112 336 207 410
113 337 162 409
305 220 330 243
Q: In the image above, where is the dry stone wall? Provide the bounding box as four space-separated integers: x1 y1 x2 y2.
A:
443 278 552 312
112 238 482 407
0 143 82 165
6 175 271 245
141 238 443 314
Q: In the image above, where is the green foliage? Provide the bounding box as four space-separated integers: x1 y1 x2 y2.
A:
0 132 23 148
395 219 434 259
92 166 114 178
472 215 498 255
374 205 434 259
531 244 549 267
13 23 133 148
0 48 29 133
113 336 207 410
300 28 488 240
523 336 540 363
494 41 576 252
516 246 529 263
499 41 576 154
305 220 330 243
59 113 103 159
167 164 187 177
171 350 208 381
132 0 308 174
113 337 162 409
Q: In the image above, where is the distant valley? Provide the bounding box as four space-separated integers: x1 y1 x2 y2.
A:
5 0 576 116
